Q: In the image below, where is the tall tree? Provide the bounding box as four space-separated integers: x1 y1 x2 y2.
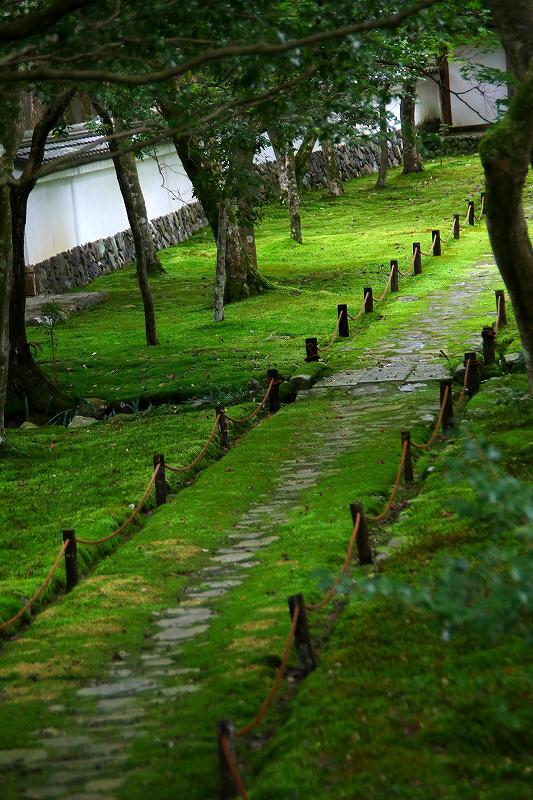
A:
480 0 533 393
268 128 303 244
8 88 75 415
400 78 423 172
93 101 160 345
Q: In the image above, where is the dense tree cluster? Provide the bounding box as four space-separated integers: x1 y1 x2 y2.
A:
0 0 531 443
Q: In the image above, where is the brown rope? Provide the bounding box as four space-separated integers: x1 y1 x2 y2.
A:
166 417 221 473
76 465 160 545
0 540 69 632
411 385 449 450
306 513 361 612
221 736 249 800
225 381 274 424
399 246 418 278
420 233 437 257
374 265 394 303
453 359 470 408
347 292 370 321
320 310 342 354
367 440 408 522
440 221 456 245
236 604 301 737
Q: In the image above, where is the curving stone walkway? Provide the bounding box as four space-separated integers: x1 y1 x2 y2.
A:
1 254 501 799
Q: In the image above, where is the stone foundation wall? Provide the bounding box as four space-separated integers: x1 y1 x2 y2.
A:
30 201 207 295
29 136 402 295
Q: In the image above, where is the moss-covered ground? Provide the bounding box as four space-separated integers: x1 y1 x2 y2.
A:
0 155 531 799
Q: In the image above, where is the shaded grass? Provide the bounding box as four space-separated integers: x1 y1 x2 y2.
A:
27 156 496 405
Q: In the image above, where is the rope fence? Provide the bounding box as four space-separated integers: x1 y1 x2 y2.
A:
225 380 275 424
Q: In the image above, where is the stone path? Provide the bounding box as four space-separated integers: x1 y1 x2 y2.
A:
2 254 500 799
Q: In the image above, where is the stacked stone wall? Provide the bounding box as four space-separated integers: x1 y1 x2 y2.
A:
30 136 402 294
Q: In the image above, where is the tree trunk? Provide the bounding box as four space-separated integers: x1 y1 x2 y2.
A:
8 89 75 416
170 132 270 302
400 80 423 173
294 131 317 189
375 99 389 189
0 87 23 443
113 149 160 345
95 103 159 345
235 143 258 269
321 139 344 196
269 130 302 243
214 198 229 322
479 2 533 393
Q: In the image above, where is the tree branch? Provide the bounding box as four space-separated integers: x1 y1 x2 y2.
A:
0 0 442 86
0 0 97 45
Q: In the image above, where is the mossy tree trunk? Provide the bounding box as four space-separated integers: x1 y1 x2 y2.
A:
321 139 344 197
480 0 533 393
0 85 23 443
294 131 316 189
170 132 269 303
375 97 389 189
401 79 423 173
269 130 302 243
94 102 160 345
214 198 228 322
8 89 75 416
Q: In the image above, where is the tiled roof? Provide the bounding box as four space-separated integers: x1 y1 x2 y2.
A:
15 130 109 169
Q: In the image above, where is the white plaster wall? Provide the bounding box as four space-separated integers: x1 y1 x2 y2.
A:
24 143 194 264
449 46 508 127
415 76 441 124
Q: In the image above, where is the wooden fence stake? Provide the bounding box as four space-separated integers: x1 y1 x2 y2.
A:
63 529 78 591
216 404 231 451
305 337 319 362
288 594 316 674
439 379 454 432
464 351 480 395
413 243 422 275
153 453 166 506
482 326 496 365
453 214 460 239
401 431 414 483
267 368 280 414
495 289 507 327
364 287 373 313
216 720 237 800
338 304 349 337
432 229 441 256
349 502 372 565
468 201 475 225
390 259 399 292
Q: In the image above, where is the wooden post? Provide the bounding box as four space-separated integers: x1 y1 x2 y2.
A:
495 289 507 327
390 260 399 292
364 287 373 313
63 529 78 591
482 326 496 365
464 351 480 395
337 304 349 337
439 379 454 432
453 214 460 239
432 229 441 256
216 404 231 451
413 242 422 275
467 201 475 225
153 453 166 506
216 720 237 800
267 368 280 414
287 594 316 674
305 337 319 362
349 502 372 565
401 431 414 483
